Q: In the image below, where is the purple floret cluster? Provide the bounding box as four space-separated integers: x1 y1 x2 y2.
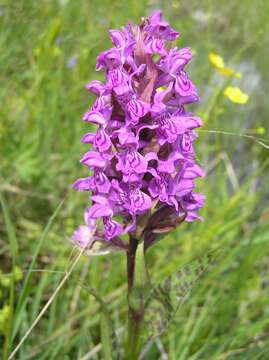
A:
72 10 205 248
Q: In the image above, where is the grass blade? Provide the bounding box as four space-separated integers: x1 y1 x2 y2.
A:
80 285 114 360
12 198 65 340
100 307 113 360
0 192 18 360
0 192 18 259
8 245 86 360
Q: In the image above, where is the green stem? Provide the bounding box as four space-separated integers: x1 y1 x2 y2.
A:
126 239 149 360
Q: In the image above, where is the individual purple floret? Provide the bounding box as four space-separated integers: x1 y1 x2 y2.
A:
72 10 205 249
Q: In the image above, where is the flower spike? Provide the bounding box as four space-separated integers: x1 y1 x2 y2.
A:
72 10 204 247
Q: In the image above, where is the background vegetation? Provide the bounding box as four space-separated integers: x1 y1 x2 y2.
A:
1 0 269 359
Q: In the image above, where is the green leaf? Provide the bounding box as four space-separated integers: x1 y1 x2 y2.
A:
134 241 149 290
144 249 219 339
129 241 150 312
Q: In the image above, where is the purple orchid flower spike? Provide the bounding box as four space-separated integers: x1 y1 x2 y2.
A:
72 10 205 250
72 12 205 358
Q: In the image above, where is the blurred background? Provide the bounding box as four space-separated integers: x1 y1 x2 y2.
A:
1 0 269 359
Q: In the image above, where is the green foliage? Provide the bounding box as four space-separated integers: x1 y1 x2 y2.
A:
144 250 217 340
0 0 269 359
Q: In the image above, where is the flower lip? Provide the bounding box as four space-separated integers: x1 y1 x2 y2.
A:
144 10 180 41
96 48 122 71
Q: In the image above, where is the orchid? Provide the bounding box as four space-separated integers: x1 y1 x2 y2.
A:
72 10 205 358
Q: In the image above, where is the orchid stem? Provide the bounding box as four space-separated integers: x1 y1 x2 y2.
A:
126 238 149 359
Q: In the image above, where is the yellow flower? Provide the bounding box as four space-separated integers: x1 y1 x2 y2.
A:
208 52 225 69
224 86 249 104
208 52 241 79
218 67 241 78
